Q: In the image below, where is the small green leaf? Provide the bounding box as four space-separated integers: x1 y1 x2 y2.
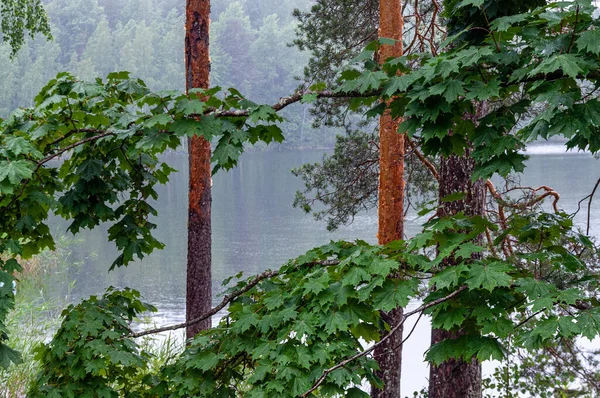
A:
466 262 513 291
576 30 600 55
0 160 34 184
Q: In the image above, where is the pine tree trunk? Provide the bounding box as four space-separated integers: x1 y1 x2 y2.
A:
428 152 485 398
185 0 212 339
373 1 404 396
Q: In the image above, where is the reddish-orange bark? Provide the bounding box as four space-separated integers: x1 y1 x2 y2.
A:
186 0 212 339
373 1 405 397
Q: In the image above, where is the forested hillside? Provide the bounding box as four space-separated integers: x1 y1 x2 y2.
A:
0 0 335 146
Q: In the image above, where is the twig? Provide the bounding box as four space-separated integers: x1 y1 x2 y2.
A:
406 137 439 180
37 130 114 167
586 177 600 235
207 90 377 118
567 6 580 53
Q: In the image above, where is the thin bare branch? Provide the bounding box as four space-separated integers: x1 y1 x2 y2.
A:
129 259 340 339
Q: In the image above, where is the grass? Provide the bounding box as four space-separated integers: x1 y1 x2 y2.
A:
0 236 82 397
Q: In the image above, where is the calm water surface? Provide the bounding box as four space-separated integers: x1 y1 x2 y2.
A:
48 147 599 395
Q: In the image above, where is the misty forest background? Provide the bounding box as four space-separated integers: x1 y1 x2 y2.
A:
0 0 340 147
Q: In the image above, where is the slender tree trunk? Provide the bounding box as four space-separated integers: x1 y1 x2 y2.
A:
373 1 404 396
428 151 485 398
185 0 212 339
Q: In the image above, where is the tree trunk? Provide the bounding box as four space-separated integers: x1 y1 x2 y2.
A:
428 152 485 398
373 1 404 396
185 0 212 339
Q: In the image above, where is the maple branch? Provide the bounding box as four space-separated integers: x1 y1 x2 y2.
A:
129 268 279 339
38 130 115 167
407 137 439 180
207 90 376 118
300 285 468 397
486 180 560 213
3 129 115 211
129 259 340 339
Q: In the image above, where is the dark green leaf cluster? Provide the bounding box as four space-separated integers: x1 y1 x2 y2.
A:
0 71 284 367
443 0 546 45
339 0 600 179
28 287 157 397
156 241 414 397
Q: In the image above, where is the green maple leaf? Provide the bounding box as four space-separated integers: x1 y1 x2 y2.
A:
341 266 371 287
442 80 465 103
529 54 584 79
212 140 242 171
371 279 417 311
233 307 258 333
382 74 418 96
473 337 505 362
300 93 318 103
143 113 172 128
466 262 512 291
530 297 555 313
249 105 279 123
303 274 330 295
557 316 579 338
247 125 284 144
577 30 600 55
0 343 22 369
168 119 205 138
490 13 528 31
431 263 469 290
577 310 600 341
325 311 348 334
344 71 386 94
195 352 220 371
77 159 104 181
432 306 467 329
346 387 371 397
455 242 486 260
175 98 205 116
529 317 559 343
458 0 484 7
4 136 42 158
350 323 381 342
465 79 501 101
0 160 34 184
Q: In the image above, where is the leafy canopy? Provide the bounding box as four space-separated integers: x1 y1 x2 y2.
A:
0 71 284 368
3 0 600 395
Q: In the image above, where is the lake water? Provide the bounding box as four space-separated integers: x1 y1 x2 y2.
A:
46 147 599 395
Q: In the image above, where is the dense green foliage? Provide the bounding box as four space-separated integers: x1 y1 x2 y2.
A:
0 71 285 368
25 210 600 396
2 0 600 396
339 1 600 179
30 287 157 397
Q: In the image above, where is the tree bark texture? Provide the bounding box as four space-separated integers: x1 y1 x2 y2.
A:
373 1 404 397
428 152 485 398
186 0 212 339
